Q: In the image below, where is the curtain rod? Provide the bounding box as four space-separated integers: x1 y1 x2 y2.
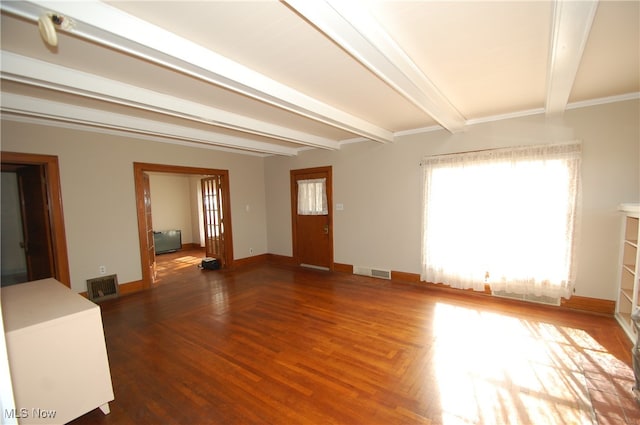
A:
419 147 498 166
419 141 581 166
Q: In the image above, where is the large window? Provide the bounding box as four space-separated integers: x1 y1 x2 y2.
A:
420 142 581 299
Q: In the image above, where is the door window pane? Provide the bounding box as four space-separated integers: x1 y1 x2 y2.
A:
297 178 328 215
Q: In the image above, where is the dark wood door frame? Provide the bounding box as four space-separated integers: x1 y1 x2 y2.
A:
1 151 71 287
133 162 234 290
142 172 157 286
290 166 334 270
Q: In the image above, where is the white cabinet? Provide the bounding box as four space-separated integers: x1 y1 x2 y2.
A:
616 204 640 342
1 278 114 424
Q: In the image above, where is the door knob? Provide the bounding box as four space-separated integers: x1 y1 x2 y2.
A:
323 224 329 234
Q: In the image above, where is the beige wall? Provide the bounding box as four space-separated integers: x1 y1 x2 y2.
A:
189 176 205 247
1 99 637 299
264 99 640 300
0 120 269 292
148 173 196 244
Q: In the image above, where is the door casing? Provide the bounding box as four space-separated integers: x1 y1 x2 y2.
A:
142 172 157 285
0 152 70 286
133 162 234 289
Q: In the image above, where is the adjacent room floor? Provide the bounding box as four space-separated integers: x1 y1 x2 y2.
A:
70 251 639 424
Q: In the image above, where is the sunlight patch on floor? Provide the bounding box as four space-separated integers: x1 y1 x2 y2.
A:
171 255 202 264
156 255 202 276
432 302 600 425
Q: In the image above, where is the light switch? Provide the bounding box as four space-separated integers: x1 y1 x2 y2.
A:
336 203 344 211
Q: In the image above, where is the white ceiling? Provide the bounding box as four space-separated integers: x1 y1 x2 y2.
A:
1 0 638 156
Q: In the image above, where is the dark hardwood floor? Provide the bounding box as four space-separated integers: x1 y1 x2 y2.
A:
69 249 639 424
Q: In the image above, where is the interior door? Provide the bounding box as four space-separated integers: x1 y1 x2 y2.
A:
291 167 333 269
143 172 157 285
201 175 226 267
17 165 55 281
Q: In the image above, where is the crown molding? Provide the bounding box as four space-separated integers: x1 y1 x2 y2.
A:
4 91 635 155
565 92 640 110
394 125 443 138
464 107 547 127
467 92 639 126
360 92 640 141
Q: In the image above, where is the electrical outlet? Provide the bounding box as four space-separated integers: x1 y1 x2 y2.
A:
249 248 254 255
99 265 106 275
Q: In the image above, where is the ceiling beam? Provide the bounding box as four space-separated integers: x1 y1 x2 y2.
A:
2 114 269 157
0 51 339 151
1 93 300 156
283 0 466 133
0 0 394 143
546 0 599 115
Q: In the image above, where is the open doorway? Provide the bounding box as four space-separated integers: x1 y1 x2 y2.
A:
133 163 233 290
145 172 208 285
0 152 70 287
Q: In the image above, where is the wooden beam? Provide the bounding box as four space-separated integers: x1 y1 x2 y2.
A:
546 0 599 114
2 93 299 156
1 51 340 151
1 0 393 144
284 0 466 132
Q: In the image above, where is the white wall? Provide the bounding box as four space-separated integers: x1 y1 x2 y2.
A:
264 99 640 300
0 120 269 292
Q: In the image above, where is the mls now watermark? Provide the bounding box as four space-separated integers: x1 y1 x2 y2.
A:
4 408 57 420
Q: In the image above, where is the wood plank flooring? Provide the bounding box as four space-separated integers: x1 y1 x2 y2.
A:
69 250 639 425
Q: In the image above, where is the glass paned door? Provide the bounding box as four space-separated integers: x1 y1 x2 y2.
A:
201 176 226 265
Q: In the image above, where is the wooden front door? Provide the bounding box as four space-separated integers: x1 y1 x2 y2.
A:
290 167 333 269
17 164 55 281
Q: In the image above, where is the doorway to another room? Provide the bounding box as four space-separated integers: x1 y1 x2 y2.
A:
0 152 70 287
133 163 233 290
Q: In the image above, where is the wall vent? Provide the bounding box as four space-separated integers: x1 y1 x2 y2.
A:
353 266 391 280
491 290 560 307
87 274 119 302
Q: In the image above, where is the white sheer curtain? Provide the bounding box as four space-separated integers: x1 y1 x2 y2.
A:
420 142 581 299
298 178 328 215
